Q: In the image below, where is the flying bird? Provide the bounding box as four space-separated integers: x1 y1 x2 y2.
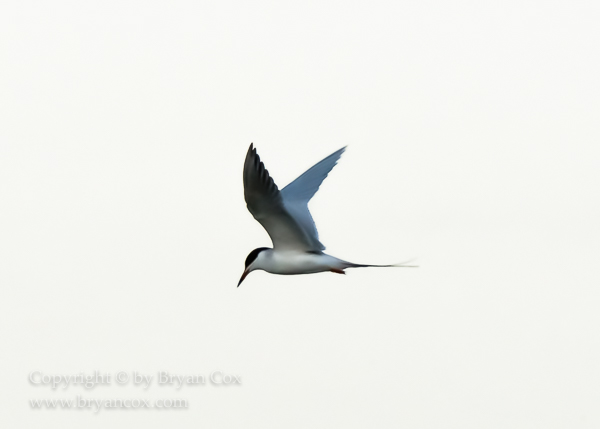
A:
238 144 415 286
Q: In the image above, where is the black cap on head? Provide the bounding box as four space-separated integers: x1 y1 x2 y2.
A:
245 247 269 268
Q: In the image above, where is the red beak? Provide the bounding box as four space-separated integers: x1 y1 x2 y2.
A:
237 269 249 287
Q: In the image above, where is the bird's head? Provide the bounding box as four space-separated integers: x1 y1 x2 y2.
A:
238 247 270 287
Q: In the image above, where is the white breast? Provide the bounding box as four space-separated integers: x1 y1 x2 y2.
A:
262 250 343 275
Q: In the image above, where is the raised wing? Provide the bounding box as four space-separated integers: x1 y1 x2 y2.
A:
243 144 323 251
280 146 346 251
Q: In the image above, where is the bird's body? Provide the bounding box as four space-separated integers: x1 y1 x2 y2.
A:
238 143 415 286
251 249 348 275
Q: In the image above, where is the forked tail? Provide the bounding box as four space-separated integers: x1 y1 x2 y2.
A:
344 259 419 269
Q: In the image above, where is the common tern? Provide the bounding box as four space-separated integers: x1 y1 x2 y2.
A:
238 144 415 286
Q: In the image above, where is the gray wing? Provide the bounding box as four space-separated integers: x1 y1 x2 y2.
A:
280 146 346 251
243 144 321 251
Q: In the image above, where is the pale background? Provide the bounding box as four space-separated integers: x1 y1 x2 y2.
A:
1 1 599 428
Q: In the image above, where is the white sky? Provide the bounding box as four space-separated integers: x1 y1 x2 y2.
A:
1 1 599 428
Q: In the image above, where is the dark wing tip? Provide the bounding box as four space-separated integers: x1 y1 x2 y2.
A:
243 143 281 208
